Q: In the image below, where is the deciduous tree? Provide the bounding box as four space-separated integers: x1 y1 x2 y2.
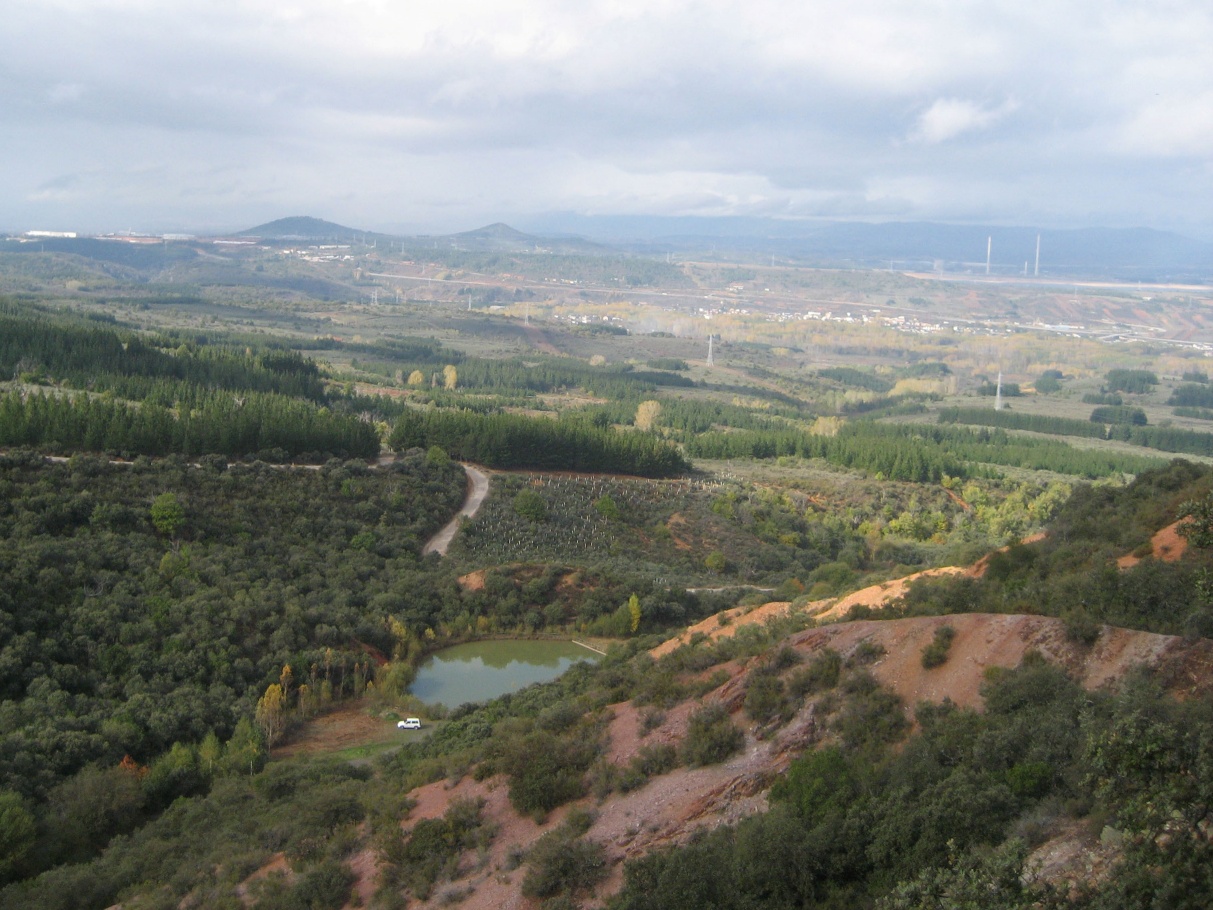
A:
255 683 287 749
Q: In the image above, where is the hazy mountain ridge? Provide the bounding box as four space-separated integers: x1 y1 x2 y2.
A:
239 215 367 241
523 214 1213 279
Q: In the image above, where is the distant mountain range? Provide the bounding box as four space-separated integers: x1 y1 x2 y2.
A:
440 222 607 254
235 214 1212 281
520 215 1213 281
240 217 607 255
239 216 367 241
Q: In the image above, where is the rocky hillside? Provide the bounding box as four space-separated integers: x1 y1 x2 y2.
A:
327 611 1213 909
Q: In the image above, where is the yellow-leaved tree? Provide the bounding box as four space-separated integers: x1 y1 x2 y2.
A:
255 683 287 749
627 594 642 633
635 400 662 431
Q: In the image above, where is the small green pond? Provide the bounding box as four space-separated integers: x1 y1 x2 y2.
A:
409 639 600 707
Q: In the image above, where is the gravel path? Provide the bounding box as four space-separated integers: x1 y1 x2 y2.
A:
423 463 490 555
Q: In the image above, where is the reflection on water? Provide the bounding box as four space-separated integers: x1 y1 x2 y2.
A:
409 639 599 707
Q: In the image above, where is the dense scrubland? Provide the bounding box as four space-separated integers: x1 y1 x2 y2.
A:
2 254 1213 910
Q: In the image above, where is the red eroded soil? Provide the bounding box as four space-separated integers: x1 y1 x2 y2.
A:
237 852 293 902
458 569 488 592
969 531 1047 578
651 600 803 659
657 532 1059 652
1117 519 1189 569
813 566 967 621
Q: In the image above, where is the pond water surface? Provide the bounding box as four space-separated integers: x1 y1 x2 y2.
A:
409 639 600 707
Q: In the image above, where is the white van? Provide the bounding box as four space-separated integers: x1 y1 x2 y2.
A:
397 718 422 730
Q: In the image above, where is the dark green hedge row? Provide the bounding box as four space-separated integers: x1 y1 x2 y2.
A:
685 421 1162 480
389 410 689 477
0 390 379 461
939 407 1213 458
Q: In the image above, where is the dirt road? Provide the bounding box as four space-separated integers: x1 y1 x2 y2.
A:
423 464 490 556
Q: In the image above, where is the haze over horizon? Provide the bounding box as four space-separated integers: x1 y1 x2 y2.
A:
5 1 1212 240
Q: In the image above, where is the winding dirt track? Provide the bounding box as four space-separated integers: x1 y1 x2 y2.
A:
423 464 490 555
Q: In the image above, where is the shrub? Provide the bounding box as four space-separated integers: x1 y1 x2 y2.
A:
522 832 608 899
769 746 857 826
848 640 887 667
514 489 548 523
920 625 956 669
744 672 787 725
594 494 622 520
681 704 745 767
1061 607 1100 646
770 645 803 671
499 730 597 817
292 861 356 910
587 759 623 799
691 669 730 698
626 743 680 786
787 649 841 698
834 673 909 752
639 708 666 736
392 797 491 899
632 668 689 708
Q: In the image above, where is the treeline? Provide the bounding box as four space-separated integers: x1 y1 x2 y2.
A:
939 407 1106 439
816 367 893 393
649 398 792 434
1105 368 1157 393
838 395 931 417
449 358 695 397
389 410 689 477
345 355 698 401
939 407 1213 458
685 420 1163 480
976 380 1022 396
1173 406 1213 421
646 358 690 371
0 390 379 460
1169 383 1213 408
1088 405 1147 425
569 396 794 435
1119 424 1213 457
308 334 464 365
0 304 326 402
686 423 963 482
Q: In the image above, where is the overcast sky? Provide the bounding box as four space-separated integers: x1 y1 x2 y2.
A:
4 0 1212 237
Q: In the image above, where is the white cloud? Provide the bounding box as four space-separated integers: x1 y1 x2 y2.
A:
910 98 1019 145
1113 91 1213 157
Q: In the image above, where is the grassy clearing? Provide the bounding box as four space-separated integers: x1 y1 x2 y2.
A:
273 702 436 761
